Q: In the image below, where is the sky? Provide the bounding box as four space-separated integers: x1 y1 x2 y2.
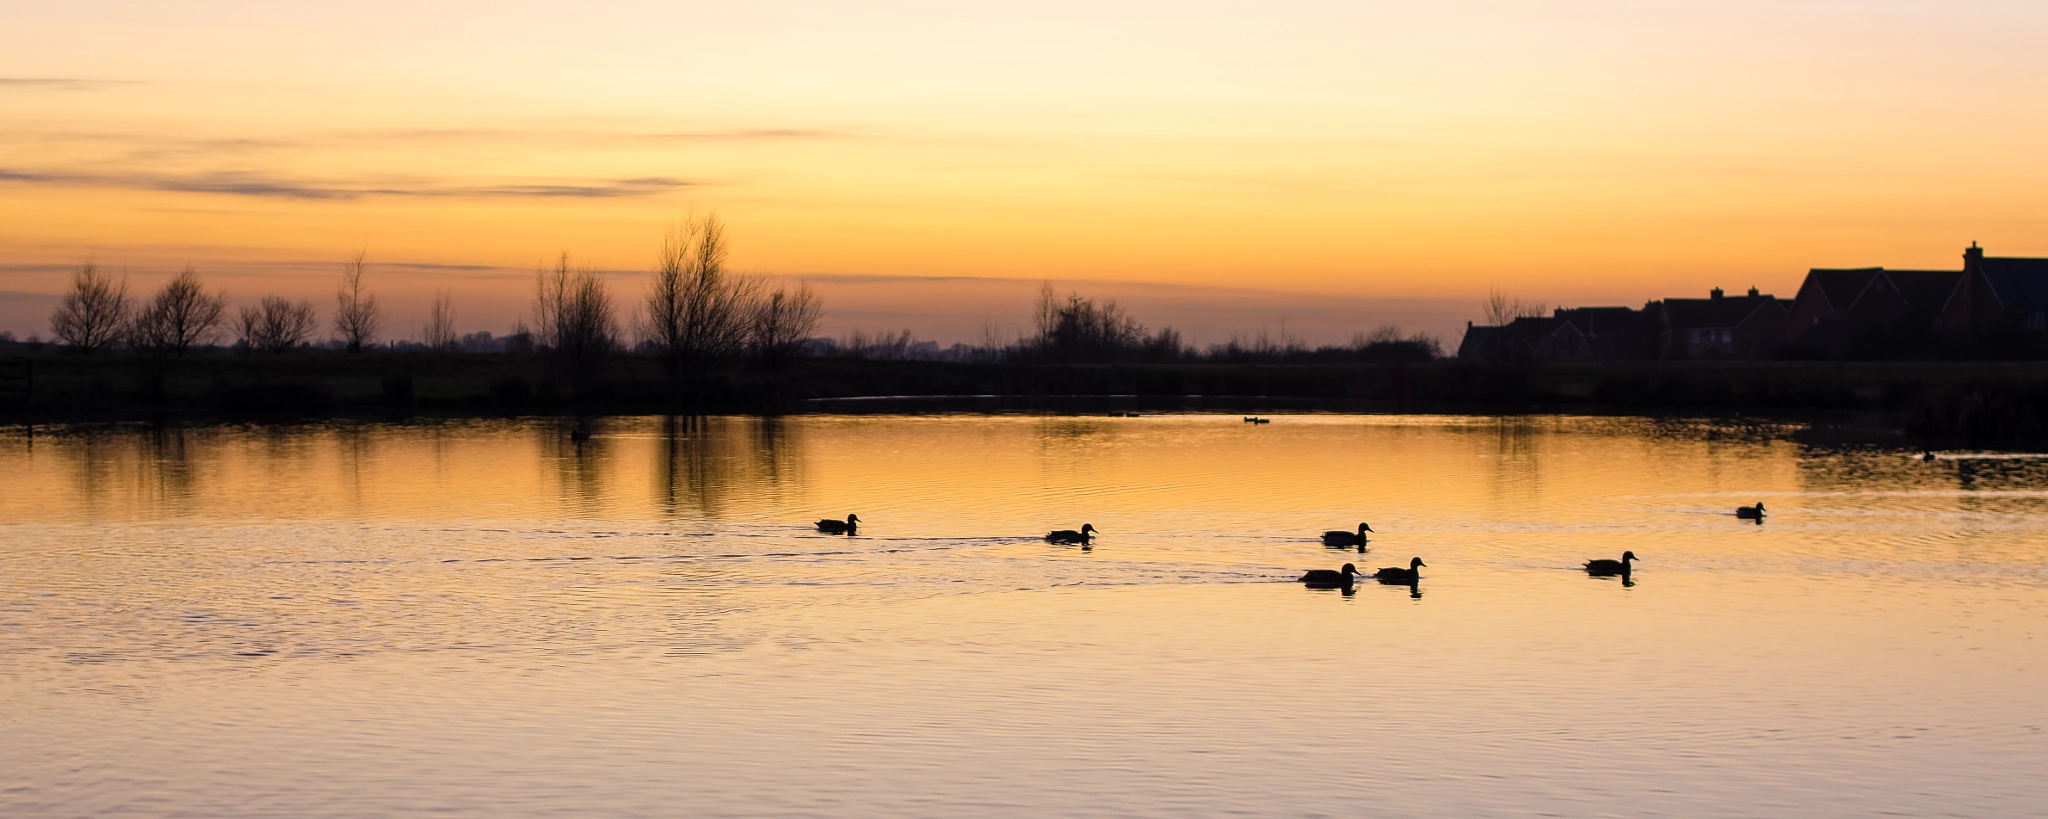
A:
4 0 2048 345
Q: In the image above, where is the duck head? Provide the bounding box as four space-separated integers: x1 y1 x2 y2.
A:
1358 522 1374 534
847 514 861 524
1081 523 1096 534
1409 557 1427 570
1621 550 1637 563
1341 563 1360 577
1754 503 1766 512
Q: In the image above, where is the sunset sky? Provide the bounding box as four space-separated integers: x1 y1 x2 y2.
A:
5 1 2048 344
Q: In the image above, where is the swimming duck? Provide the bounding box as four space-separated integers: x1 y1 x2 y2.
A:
1299 563 1362 587
815 514 860 534
1322 522 1373 548
1046 523 1096 545
1735 503 1766 519
1372 557 1426 583
569 429 592 443
1584 550 1637 577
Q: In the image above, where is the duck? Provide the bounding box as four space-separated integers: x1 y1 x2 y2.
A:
1321 522 1373 548
1299 563 1362 588
1243 416 1270 424
1922 450 1937 462
1046 523 1096 545
569 429 592 443
1735 503 1766 519
814 514 860 534
1372 557 1426 583
1584 550 1637 577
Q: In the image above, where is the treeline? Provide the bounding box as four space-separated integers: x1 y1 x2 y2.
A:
21 215 1445 392
28 216 822 390
801 284 1441 365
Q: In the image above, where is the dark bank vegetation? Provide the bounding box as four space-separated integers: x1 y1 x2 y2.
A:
10 218 2048 447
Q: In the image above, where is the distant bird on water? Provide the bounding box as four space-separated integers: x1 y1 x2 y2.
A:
1322 522 1373 549
1046 523 1096 545
1372 557 1426 583
569 429 592 443
1584 551 1637 577
1299 563 1362 588
815 514 860 534
1735 503 1766 520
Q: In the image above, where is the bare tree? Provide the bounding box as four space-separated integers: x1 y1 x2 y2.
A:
1482 286 1547 326
645 215 760 379
750 281 823 368
534 253 616 386
49 261 130 353
1030 282 1148 362
422 289 457 351
334 250 382 353
236 295 318 354
129 266 227 356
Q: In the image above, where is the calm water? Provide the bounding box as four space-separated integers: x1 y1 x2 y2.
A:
1 413 2044 818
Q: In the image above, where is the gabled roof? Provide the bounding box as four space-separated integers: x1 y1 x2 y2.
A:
1660 294 1782 330
1979 257 2048 311
1502 315 1579 337
1805 268 1883 310
1553 306 1639 336
1884 269 1964 313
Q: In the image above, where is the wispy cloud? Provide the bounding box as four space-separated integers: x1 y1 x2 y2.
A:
0 78 135 90
0 168 694 200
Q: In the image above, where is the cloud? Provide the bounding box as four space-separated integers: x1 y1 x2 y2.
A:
0 78 133 90
0 168 695 200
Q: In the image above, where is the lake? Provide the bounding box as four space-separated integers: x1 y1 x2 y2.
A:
2 413 2043 817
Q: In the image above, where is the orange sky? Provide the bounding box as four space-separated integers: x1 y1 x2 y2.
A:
5 1 2048 343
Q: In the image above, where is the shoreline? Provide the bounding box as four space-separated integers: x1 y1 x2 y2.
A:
3 352 2047 445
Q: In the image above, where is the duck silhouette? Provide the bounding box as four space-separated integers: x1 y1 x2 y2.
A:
1735 503 1766 520
1372 557 1426 584
1046 523 1096 545
814 514 859 534
1584 550 1637 577
1299 563 1362 588
1321 522 1372 549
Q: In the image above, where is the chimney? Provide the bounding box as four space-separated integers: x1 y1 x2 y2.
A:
1965 241 1984 273
1710 287 1724 300
1748 286 1760 297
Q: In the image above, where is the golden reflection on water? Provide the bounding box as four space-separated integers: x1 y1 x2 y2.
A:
1 414 2045 817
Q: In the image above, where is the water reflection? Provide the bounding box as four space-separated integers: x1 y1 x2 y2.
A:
657 415 804 520
4 414 2048 819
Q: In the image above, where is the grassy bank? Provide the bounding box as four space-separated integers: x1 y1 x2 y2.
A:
5 348 2048 444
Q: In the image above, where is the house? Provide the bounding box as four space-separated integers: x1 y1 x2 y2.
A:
1552 306 1653 361
1456 306 1651 363
1646 287 1787 359
1940 243 2048 333
1780 266 1960 354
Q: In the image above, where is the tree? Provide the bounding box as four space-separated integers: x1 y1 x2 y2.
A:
1031 282 1148 362
644 214 760 379
334 250 382 353
749 281 822 369
129 266 227 356
1482 286 1547 327
422 289 457 351
533 253 616 386
49 261 130 353
236 295 318 354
